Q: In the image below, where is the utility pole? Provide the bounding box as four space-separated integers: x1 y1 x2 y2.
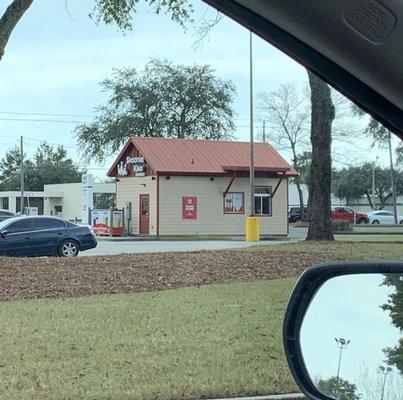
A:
388 131 398 224
249 30 255 216
20 135 25 215
262 121 266 143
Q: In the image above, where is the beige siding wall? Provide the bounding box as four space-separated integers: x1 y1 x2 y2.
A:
116 177 157 235
159 176 288 236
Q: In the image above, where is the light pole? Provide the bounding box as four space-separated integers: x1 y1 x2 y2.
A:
20 135 25 215
372 156 379 210
335 337 350 380
379 365 392 400
249 30 255 217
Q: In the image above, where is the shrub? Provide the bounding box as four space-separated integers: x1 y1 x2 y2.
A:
332 220 353 232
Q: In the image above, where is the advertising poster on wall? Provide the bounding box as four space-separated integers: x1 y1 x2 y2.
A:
92 210 124 236
224 192 244 214
182 196 198 219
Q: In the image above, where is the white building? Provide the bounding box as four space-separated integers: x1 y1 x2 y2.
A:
0 182 116 221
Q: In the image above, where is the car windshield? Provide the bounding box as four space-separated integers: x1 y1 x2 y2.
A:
0 218 15 230
0 2 402 400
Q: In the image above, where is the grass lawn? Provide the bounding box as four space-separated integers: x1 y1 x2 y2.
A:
252 241 403 259
335 234 403 243
0 278 298 400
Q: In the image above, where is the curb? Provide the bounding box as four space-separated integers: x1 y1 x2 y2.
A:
206 394 306 400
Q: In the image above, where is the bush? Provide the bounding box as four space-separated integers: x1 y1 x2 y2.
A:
332 220 353 232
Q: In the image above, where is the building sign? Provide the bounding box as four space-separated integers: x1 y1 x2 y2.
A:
183 196 197 219
117 156 146 177
91 209 124 236
224 192 244 214
82 174 94 224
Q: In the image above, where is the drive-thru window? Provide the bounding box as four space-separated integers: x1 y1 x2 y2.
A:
108 137 297 236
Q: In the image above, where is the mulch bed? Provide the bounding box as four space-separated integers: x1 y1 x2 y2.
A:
0 250 353 302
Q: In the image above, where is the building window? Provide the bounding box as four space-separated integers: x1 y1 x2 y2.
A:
224 192 244 214
254 187 272 216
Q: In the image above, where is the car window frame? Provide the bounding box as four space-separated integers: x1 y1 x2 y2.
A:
5 218 34 234
33 218 66 231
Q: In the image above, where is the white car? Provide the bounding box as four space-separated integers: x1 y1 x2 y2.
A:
367 210 403 225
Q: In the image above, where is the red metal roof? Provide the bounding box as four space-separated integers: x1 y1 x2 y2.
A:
108 137 298 177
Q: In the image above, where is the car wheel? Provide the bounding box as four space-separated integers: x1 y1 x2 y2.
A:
357 218 367 224
372 220 380 224
399 220 403 225
59 239 79 257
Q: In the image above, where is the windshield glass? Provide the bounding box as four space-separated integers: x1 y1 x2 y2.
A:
0 1 401 400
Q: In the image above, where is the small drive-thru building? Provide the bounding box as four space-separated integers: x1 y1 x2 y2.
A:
108 137 297 236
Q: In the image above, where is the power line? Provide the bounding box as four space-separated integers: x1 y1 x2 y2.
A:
0 111 93 118
0 117 86 124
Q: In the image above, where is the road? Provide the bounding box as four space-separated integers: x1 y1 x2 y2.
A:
81 228 307 256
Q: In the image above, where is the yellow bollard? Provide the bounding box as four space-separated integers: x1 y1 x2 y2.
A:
246 216 260 242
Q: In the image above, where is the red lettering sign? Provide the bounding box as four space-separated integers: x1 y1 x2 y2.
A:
183 196 197 219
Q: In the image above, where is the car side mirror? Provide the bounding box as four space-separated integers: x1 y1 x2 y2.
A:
0 230 8 238
283 261 403 400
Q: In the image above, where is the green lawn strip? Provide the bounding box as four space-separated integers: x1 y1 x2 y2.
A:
245 241 402 259
0 278 298 400
335 234 403 243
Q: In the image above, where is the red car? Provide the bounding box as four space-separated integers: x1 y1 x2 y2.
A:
331 206 368 224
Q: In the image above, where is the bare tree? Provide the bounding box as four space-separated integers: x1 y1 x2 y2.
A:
355 363 403 400
259 83 309 219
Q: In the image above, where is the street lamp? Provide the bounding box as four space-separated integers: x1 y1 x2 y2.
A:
379 365 392 400
335 337 351 380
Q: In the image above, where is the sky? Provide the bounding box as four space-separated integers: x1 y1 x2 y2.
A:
0 0 399 180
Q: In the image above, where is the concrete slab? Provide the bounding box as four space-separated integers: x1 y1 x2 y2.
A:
81 239 292 256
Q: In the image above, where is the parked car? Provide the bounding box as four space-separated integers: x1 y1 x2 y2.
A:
367 210 403 225
0 209 16 222
0 216 97 257
288 206 308 223
331 206 368 224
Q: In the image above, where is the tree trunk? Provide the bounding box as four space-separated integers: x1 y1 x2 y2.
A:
292 151 305 220
295 174 305 220
0 0 34 61
364 192 374 210
306 72 335 241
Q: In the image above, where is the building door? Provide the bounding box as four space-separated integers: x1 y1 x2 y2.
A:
139 194 150 235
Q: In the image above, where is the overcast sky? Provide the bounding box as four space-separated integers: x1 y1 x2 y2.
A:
0 0 398 178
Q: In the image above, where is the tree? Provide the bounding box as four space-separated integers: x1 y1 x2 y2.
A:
75 59 236 162
333 163 403 210
0 142 82 191
306 72 335 241
0 0 192 62
352 105 403 166
259 83 309 220
317 377 360 400
382 274 403 375
294 151 311 185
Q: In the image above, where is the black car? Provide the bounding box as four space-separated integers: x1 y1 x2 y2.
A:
0 216 97 257
288 207 308 223
0 209 17 223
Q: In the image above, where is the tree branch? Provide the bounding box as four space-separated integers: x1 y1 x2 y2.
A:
0 0 33 61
